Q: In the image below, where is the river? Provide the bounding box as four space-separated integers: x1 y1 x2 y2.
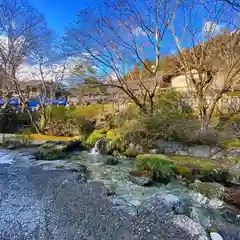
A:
0 148 239 239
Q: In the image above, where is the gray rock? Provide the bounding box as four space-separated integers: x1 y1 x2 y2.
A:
209 223 240 240
172 215 208 240
189 181 225 199
189 145 211 158
227 149 240 158
139 192 184 215
129 171 153 186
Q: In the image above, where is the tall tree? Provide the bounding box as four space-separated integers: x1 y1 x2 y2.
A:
172 0 240 132
67 0 182 113
0 0 51 132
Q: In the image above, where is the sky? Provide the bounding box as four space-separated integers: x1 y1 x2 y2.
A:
29 0 102 34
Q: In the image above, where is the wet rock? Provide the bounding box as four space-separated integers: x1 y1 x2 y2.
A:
95 139 108 154
129 170 153 186
189 181 225 199
104 156 119 165
224 186 240 210
124 143 144 157
229 165 240 185
172 215 208 240
189 191 224 209
139 192 184 215
209 223 240 240
220 206 240 225
34 140 85 160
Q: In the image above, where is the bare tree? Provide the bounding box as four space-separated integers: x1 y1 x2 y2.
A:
0 0 51 133
67 0 182 113
171 0 240 132
220 0 240 11
29 39 71 132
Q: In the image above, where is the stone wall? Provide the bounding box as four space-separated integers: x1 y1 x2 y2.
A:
155 139 239 159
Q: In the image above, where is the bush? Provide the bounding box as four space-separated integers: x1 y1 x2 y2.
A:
136 154 176 183
121 91 198 145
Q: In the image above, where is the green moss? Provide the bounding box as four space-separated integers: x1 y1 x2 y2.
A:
106 129 122 142
86 129 106 146
136 154 176 183
169 155 219 173
220 138 240 149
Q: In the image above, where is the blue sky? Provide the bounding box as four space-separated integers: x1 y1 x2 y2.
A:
29 0 102 34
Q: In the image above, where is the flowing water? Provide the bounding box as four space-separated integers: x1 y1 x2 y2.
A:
70 150 240 227
0 147 239 229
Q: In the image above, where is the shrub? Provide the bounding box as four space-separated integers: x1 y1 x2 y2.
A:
119 90 199 146
136 154 176 183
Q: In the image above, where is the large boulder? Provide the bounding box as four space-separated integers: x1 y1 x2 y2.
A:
189 181 225 200
34 140 84 160
129 170 153 186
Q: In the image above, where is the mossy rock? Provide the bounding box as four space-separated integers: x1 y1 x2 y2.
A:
169 155 225 181
136 154 176 183
189 181 225 199
86 129 106 146
35 146 67 160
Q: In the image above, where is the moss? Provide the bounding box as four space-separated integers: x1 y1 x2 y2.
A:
86 129 106 146
189 181 225 199
136 154 176 183
106 129 122 142
220 138 240 149
36 147 67 160
169 155 219 173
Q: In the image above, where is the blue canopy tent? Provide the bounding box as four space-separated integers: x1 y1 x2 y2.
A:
9 98 20 105
52 98 67 106
0 99 5 105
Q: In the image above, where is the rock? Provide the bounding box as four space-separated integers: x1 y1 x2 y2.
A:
95 139 108 154
227 149 240 158
34 145 67 160
229 165 240 185
189 145 211 158
139 192 184 215
210 232 223 240
129 170 153 186
104 156 119 165
208 223 240 240
189 191 224 208
124 143 144 157
189 181 225 199
149 148 161 154
172 215 208 240
64 140 85 152
220 206 240 225
224 186 240 210
200 169 232 185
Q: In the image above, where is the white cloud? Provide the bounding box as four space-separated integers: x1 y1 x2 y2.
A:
203 21 223 35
